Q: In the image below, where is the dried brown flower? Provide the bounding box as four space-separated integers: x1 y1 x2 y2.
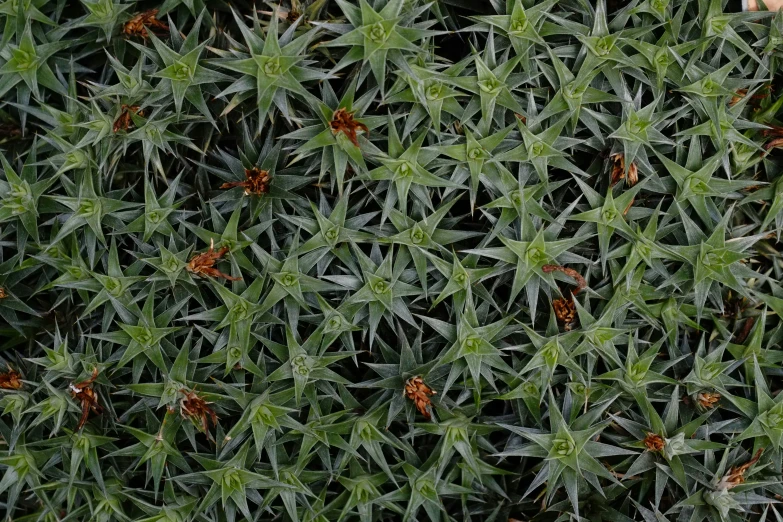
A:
287 8 302 23
696 392 721 409
610 153 638 187
220 167 271 196
718 449 763 490
0 287 7 299
552 295 576 331
69 368 103 431
187 239 242 281
643 433 666 452
0 368 23 390
180 388 218 440
123 10 169 39
404 376 436 420
113 105 144 133
542 265 586 332
514 113 527 124
330 108 368 147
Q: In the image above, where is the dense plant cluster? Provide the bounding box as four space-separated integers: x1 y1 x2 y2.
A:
2 0 783 520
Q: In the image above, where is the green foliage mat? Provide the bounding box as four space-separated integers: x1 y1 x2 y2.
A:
2 0 783 520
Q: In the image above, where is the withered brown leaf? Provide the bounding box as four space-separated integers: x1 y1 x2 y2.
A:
330 108 368 147
187 239 242 281
404 376 436 420
220 167 271 196
763 125 783 153
733 317 755 345
69 368 103 431
718 449 763 490
730 84 771 107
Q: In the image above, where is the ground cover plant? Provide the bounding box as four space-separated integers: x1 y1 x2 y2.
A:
2 0 783 520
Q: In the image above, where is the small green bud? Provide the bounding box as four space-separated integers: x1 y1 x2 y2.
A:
552 437 575 457
173 62 191 80
425 83 443 100
528 141 545 158
368 22 387 43
410 227 425 244
280 272 297 287
325 227 339 240
467 147 484 160
510 16 529 33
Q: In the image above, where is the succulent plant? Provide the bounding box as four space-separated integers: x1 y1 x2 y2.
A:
1 0 783 521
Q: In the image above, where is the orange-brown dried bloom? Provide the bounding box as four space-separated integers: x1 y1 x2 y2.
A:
643 433 666 452
180 389 218 440
718 449 763 490
286 9 302 23
330 108 368 147
696 392 721 409
124 10 169 39
404 376 436 420
113 105 144 133
69 368 103 431
187 239 242 281
542 265 585 331
220 167 271 196
610 153 638 187
0 369 22 390
0 287 7 299
552 295 577 331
